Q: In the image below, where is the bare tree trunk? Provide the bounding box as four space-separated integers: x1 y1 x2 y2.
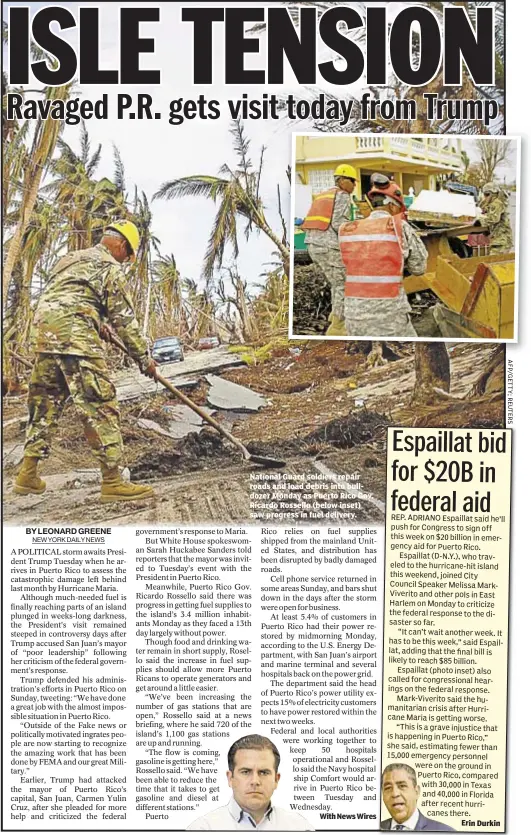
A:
2 86 69 307
467 345 505 398
411 343 451 403
235 276 258 343
255 216 290 275
3 175 43 307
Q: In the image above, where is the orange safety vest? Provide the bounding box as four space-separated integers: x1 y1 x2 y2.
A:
301 187 339 231
339 215 404 299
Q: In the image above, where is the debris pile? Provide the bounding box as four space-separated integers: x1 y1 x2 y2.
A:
131 429 238 479
292 264 331 333
409 291 442 337
4 342 504 494
412 399 504 429
245 409 389 459
304 411 389 448
226 342 368 394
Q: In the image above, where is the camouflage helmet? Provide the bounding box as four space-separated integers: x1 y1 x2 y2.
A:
482 182 500 196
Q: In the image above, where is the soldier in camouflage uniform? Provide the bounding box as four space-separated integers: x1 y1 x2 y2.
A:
14 221 158 502
341 178 428 338
480 183 513 253
302 165 357 335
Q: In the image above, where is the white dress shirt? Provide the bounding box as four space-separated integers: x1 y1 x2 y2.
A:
187 797 314 830
391 808 420 830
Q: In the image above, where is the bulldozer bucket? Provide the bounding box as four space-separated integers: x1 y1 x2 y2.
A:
431 256 515 339
404 237 515 339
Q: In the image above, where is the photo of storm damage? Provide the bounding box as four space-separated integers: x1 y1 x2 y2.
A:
291 134 518 341
2 4 508 526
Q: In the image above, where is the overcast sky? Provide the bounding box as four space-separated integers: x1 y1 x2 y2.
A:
4 1 509 292
4 2 302 292
463 137 518 183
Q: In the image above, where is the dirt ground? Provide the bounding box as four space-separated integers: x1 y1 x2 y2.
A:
3 341 504 525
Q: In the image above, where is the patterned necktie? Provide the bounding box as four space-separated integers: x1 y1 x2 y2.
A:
395 827 406 832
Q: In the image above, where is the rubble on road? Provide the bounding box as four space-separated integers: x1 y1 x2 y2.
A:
3 342 505 520
116 375 199 403
113 346 245 402
244 409 389 460
138 404 216 439
131 429 238 480
137 418 177 438
205 374 267 412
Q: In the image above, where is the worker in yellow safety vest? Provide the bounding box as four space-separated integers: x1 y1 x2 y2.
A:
301 164 357 336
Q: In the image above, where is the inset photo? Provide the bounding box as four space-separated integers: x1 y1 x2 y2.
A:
290 133 519 342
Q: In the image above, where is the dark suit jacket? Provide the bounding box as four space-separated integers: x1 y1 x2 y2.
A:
380 810 456 831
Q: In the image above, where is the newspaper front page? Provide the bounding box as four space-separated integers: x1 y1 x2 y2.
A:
2 1 526 832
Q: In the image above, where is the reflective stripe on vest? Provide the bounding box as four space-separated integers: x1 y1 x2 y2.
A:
339 215 404 299
339 233 399 243
301 188 338 231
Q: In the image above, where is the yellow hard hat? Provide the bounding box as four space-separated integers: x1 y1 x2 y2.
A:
334 164 357 180
105 220 140 256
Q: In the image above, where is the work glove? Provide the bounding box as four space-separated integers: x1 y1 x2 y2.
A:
139 355 158 379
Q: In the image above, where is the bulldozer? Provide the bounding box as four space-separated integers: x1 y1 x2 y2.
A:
293 189 515 339
403 225 514 339
403 191 515 339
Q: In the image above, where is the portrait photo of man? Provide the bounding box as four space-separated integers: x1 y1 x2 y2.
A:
187 734 314 831
381 763 455 831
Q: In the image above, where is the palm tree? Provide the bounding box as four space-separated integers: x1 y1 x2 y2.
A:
4 198 59 344
179 277 218 341
2 81 72 306
152 253 189 335
2 116 30 220
154 119 290 277
412 344 450 403
45 128 100 250
252 268 290 336
127 188 160 335
216 266 260 343
267 2 504 135
44 126 129 251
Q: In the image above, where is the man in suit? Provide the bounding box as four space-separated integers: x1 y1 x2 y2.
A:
187 735 313 830
381 764 455 831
